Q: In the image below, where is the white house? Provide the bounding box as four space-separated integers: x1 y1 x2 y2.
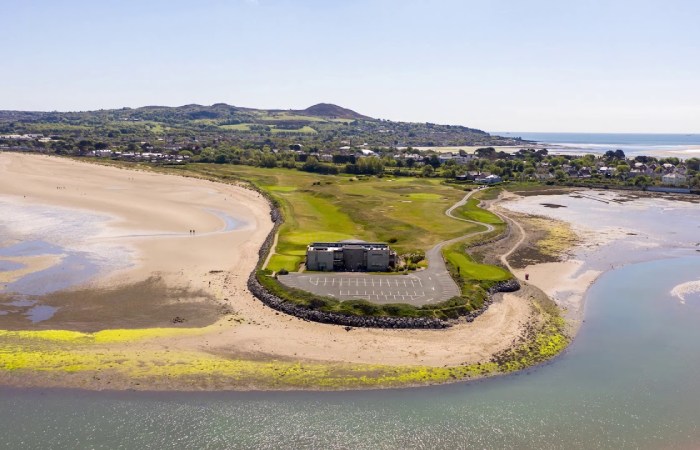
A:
662 173 687 186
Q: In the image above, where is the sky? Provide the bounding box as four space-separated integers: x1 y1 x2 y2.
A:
3 0 700 133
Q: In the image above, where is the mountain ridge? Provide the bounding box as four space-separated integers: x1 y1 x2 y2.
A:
0 102 524 148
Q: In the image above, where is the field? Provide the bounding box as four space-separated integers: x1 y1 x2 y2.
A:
220 123 253 131
218 124 318 134
257 113 328 122
270 125 318 134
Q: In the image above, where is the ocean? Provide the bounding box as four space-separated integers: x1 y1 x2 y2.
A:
493 132 700 158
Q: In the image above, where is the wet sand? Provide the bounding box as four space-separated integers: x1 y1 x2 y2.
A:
0 153 272 331
499 188 700 330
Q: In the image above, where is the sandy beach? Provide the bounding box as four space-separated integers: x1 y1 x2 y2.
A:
0 153 583 390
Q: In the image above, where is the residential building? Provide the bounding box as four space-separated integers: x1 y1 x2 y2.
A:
662 173 687 186
306 241 397 272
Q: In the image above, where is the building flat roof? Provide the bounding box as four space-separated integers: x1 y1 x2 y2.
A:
308 242 392 250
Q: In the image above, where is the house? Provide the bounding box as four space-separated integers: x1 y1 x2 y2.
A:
662 173 687 187
89 149 112 157
477 174 502 184
455 172 480 182
438 153 454 164
599 166 615 177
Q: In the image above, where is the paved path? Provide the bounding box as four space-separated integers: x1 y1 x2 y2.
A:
424 187 497 280
280 188 503 306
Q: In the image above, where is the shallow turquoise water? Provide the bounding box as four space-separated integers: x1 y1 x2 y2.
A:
2 256 700 449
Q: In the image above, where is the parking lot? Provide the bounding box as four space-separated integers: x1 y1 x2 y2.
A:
279 271 459 306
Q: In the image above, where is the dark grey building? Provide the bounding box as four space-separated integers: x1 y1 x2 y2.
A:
306 240 397 272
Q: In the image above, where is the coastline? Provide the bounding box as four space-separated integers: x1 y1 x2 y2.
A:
499 188 700 333
0 154 596 391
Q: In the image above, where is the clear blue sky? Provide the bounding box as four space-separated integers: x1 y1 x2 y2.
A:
3 0 699 133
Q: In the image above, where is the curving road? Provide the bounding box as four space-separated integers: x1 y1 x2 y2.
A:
422 187 497 280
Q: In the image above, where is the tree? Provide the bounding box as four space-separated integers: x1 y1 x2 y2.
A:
604 149 626 161
302 156 338 174
691 174 700 188
214 153 229 164
475 147 496 159
660 157 680 166
616 163 631 177
633 175 652 187
78 140 93 154
686 158 700 172
421 165 434 177
442 167 456 179
259 152 278 168
427 154 441 168
356 156 384 175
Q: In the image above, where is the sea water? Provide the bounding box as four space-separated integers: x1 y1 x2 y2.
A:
1 192 700 448
493 132 700 158
0 197 134 297
1 257 700 448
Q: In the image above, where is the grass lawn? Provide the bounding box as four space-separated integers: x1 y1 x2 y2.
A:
266 254 302 272
146 122 167 134
220 123 254 131
443 243 511 281
455 197 503 224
